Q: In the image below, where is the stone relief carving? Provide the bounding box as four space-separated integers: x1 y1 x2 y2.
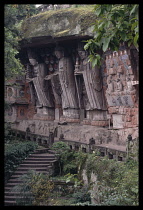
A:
77 43 107 111
25 63 33 79
106 78 114 95
28 82 38 106
27 48 54 115
54 46 79 119
50 74 62 106
28 123 35 133
42 49 62 109
81 81 91 110
105 49 136 107
116 78 123 92
74 54 81 73
126 76 135 94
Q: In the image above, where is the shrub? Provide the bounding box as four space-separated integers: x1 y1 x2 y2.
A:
72 186 91 204
12 170 54 206
51 142 88 177
85 154 139 206
51 141 78 175
5 141 38 182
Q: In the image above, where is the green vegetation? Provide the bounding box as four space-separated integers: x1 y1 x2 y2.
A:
51 141 138 206
84 4 139 67
4 4 37 80
10 140 138 206
51 141 87 176
12 170 54 206
85 155 138 205
5 140 38 182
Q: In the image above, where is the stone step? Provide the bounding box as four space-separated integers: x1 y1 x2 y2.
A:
4 147 57 206
5 195 32 201
29 153 55 158
13 170 49 175
16 167 48 171
4 200 17 206
5 186 14 191
5 182 22 187
23 159 57 164
5 191 32 196
5 178 23 183
23 157 57 163
9 175 22 179
22 160 55 164
19 164 50 168
34 148 49 154
48 150 56 154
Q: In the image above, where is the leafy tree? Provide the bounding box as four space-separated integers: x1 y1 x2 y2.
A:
4 4 37 80
84 4 139 67
51 141 78 175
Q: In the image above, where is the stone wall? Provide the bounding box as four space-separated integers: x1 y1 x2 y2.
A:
103 45 138 142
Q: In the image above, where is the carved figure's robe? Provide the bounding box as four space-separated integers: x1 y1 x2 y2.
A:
50 73 62 106
32 63 54 107
82 58 106 110
58 57 78 109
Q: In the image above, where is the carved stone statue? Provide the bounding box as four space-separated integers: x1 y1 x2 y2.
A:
81 82 91 110
126 76 135 94
106 79 114 95
116 78 123 92
54 46 79 119
44 72 62 106
25 63 33 79
50 73 62 106
27 48 54 115
77 45 107 111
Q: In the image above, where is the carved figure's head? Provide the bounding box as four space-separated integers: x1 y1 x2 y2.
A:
27 48 39 66
77 42 88 60
54 46 64 59
78 50 87 60
126 76 131 81
29 58 38 66
44 56 50 64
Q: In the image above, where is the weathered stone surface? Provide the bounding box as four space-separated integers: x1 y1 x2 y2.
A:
106 95 134 107
112 114 125 129
11 120 112 145
91 120 108 126
21 7 96 39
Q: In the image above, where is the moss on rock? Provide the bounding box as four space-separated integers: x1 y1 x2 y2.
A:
21 7 96 38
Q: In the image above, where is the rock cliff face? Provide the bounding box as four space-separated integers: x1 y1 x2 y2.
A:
5 6 138 160
21 7 96 38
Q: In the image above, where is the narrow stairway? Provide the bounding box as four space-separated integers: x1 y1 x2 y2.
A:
4 148 57 206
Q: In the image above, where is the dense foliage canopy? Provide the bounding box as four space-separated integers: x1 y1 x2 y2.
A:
84 4 139 67
4 4 37 80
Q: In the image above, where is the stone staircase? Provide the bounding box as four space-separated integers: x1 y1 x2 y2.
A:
4 148 57 206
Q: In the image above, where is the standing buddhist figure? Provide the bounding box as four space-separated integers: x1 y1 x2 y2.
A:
77 43 107 111
27 48 54 117
54 46 79 119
